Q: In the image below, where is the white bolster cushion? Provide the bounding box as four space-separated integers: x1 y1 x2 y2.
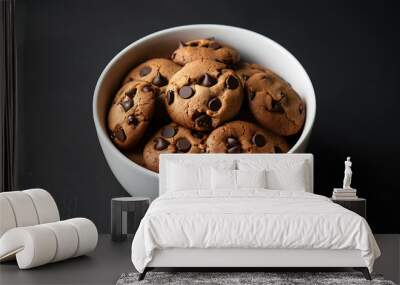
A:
0 191 39 227
0 189 60 237
65 218 98 257
23 189 60 224
0 195 17 237
42 221 79 262
0 226 57 268
0 218 98 269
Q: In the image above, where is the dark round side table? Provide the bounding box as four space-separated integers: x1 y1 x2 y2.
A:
111 197 150 242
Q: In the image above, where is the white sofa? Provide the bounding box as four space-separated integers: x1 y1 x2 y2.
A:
0 189 98 269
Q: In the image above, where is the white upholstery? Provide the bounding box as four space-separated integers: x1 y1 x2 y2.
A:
0 196 17 237
42 221 79 262
159 154 313 195
23 188 60 224
0 226 57 267
0 218 98 269
67 218 98 257
0 189 60 237
1 191 40 227
0 189 97 269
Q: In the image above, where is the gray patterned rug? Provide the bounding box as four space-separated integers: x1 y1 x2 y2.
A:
116 272 396 285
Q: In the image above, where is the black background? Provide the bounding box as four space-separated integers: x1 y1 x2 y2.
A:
15 0 400 233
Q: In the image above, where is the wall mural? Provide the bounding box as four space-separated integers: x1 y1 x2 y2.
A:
94 26 315 199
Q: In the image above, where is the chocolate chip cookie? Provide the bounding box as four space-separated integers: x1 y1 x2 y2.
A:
143 123 207 172
123 58 181 125
108 81 157 150
165 59 244 131
206 120 289 154
235 62 268 85
171 38 240 66
245 70 305 136
123 58 181 90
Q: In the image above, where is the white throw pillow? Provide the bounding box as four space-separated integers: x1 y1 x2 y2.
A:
167 161 235 191
211 168 236 190
211 169 267 190
266 162 307 191
167 163 209 191
236 169 267 189
238 159 309 191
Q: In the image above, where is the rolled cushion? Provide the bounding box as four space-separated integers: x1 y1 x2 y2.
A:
0 226 57 268
0 196 17 237
0 218 98 269
23 189 60 224
42 221 79 262
0 189 60 238
0 191 39 227
66 218 98 257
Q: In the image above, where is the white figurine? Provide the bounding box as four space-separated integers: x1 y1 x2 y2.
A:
343 157 353 189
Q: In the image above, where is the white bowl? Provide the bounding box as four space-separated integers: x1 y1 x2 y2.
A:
93 24 316 199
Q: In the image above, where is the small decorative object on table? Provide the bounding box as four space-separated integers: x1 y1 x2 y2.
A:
332 156 357 200
111 197 150 242
331 157 366 218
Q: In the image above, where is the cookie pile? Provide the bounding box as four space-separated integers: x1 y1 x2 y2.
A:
107 38 306 172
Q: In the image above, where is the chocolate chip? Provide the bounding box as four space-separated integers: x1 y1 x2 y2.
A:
200 73 217 87
270 100 284 113
279 91 288 102
191 130 204 139
227 145 241 153
127 115 139 126
299 103 304 114
226 76 239 89
208 97 222 111
142 85 152 92
195 114 212 130
274 146 283 153
166 90 174 105
248 91 256 101
114 127 126 142
125 88 137 98
152 73 168 87
161 126 176 138
121 97 133 111
208 42 221 49
191 110 202 120
176 138 191 152
179 86 194 99
226 137 240 147
154 137 169 151
139 66 151 77
252 134 266 147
